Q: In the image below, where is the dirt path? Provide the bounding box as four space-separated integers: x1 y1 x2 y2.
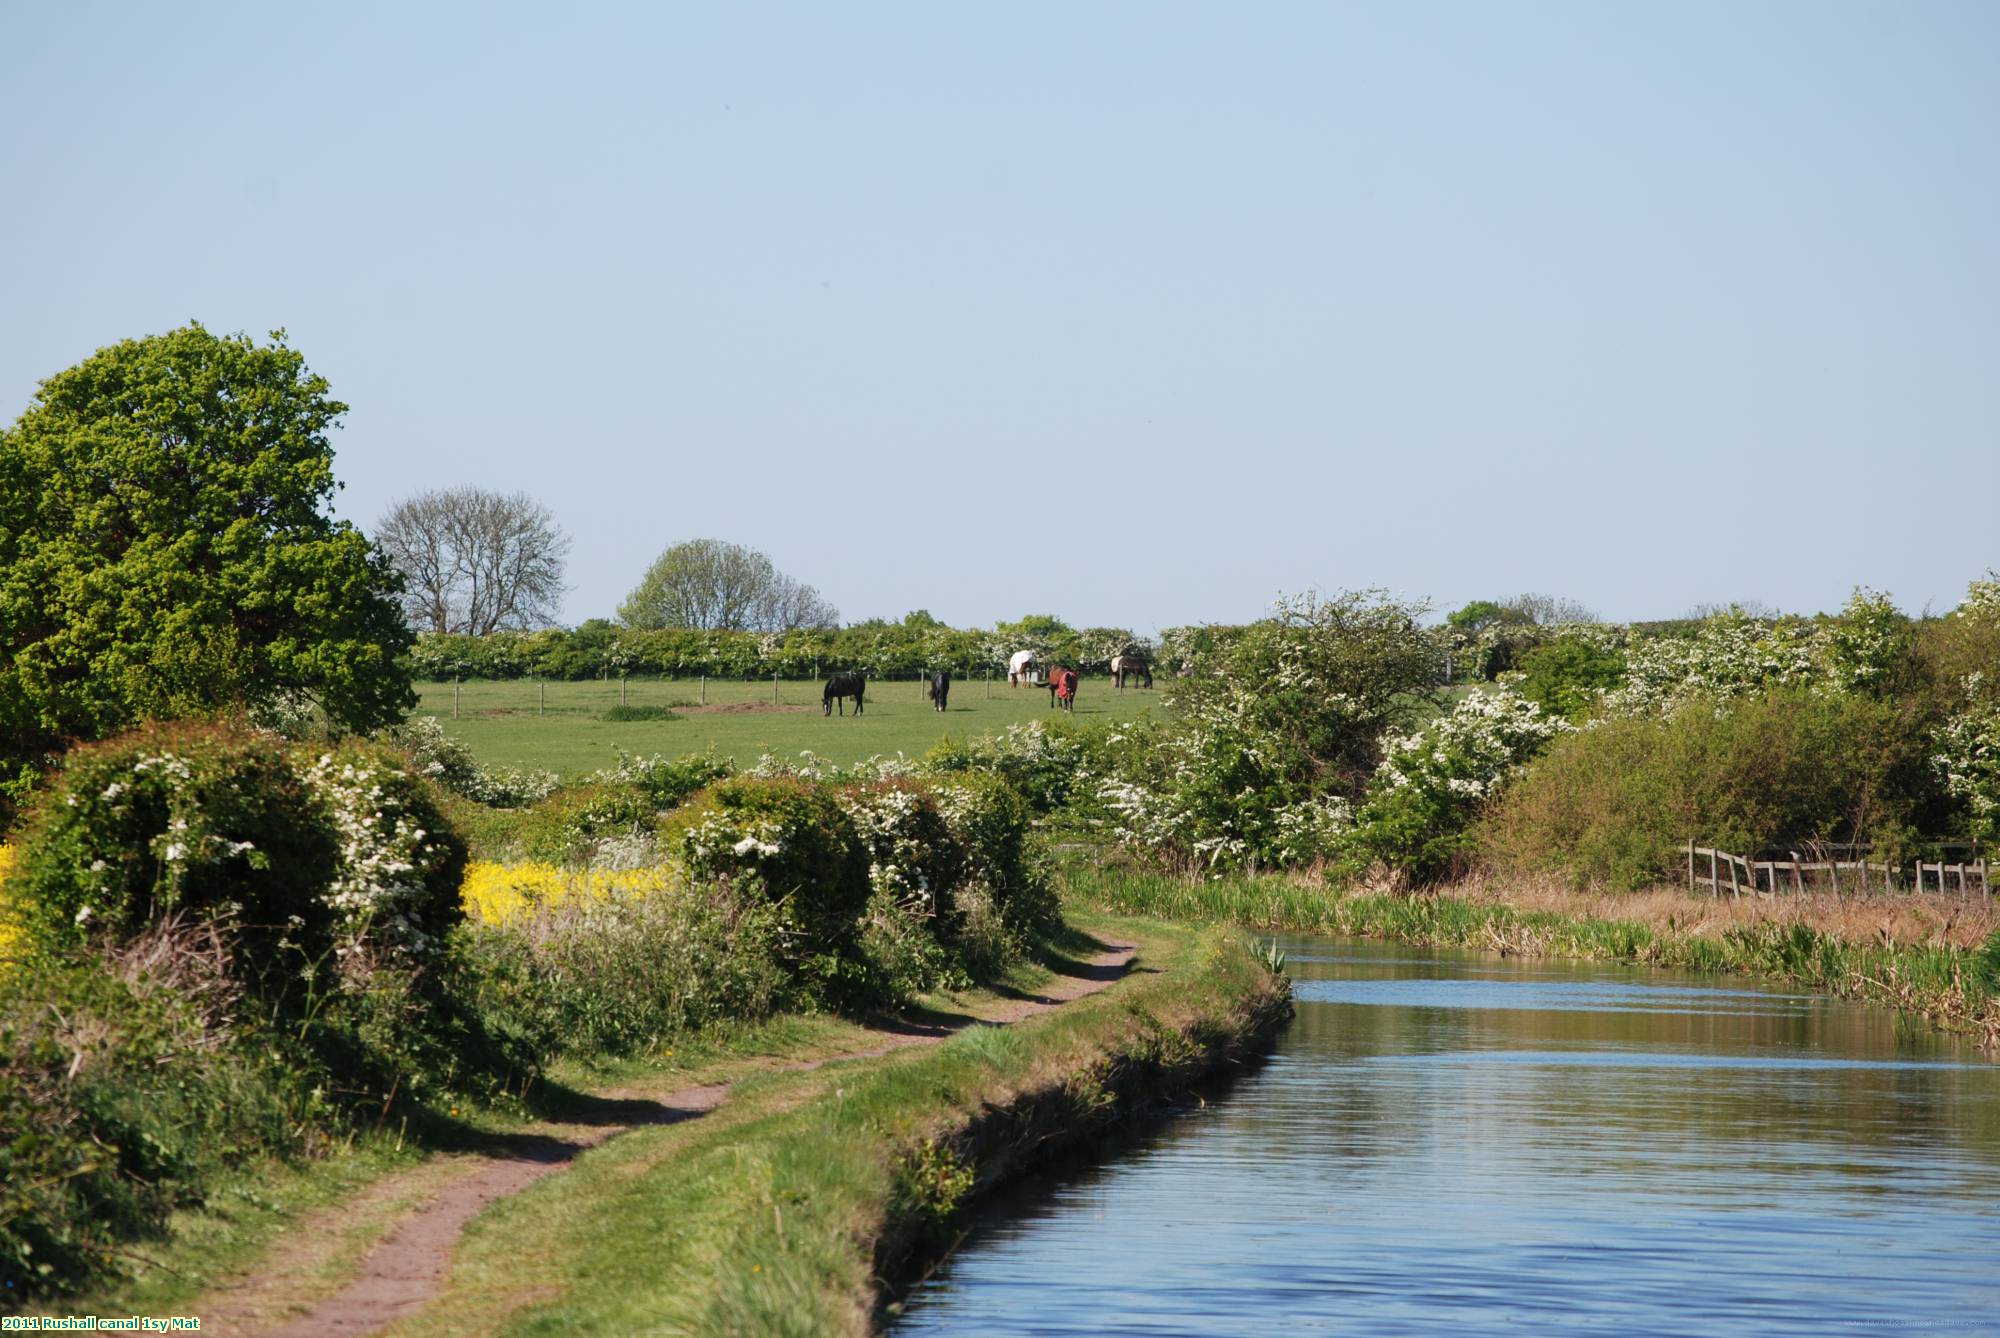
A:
208 942 1136 1338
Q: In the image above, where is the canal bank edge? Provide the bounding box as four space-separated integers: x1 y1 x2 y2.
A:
1066 866 2000 1047
873 919 1294 1327
378 918 1291 1338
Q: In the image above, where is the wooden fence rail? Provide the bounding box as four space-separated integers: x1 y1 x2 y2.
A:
1685 842 1991 899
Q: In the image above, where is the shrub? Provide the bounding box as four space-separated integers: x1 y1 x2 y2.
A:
1478 688 1934 889
395 716 557 809
8 723 342 1001
919 718 1107 814
1932 691 2000 843
301 739 468 966
838 783 966 927
513 782 659 867
4 724 491 1120
1096 592 1443 870
1513 638 1628 721
0 936 328 1300
928 773 1057 937
592 750 735 810
455 878 787 1055
600 705 682 722
1345 689 1568 884
665 778 872 960
858 888 972 999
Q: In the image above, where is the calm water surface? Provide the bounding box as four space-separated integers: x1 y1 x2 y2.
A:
891 938 2000 1336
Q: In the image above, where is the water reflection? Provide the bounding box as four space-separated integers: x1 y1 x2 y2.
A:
892 937 2000 1336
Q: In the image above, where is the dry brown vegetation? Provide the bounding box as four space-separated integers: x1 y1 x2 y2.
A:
1452 871 2000 951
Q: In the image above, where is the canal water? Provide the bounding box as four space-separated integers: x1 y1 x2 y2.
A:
891 937 2000 1335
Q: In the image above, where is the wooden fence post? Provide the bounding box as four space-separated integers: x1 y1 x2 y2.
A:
700 676 706 707
1687 839 1695 893
538 681 545 717
1727 854 1740 899
453 678 460 720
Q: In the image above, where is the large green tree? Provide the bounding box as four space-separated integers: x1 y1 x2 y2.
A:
0 324 413 815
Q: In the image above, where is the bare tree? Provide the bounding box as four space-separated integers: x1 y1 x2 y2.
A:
619 538 838 632
1503 592 1600 625
1685 599 1778 620
376 487 571 634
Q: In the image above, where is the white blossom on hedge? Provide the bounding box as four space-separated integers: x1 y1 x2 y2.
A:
303 753 449 960
1601 614 1827 717
1933 680 2000 843
1374 688 1571 799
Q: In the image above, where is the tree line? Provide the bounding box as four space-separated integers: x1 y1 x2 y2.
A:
408 615 1151 682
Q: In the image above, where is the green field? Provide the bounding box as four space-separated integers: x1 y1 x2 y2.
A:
415 675 1160 776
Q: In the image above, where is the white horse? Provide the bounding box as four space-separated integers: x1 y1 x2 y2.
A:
1110 654 1153 690
1008 650 1038 686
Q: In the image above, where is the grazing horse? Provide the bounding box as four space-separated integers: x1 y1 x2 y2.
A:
1045 666 1079 711
1008 650 1038 686
823 673 866 716
929 670 950 712
1110 655 1153 690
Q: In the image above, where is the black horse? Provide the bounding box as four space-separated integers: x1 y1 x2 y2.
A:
823 673 866 716
929 670 950 712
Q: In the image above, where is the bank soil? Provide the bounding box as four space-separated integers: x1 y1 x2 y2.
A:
194 942 1138 1337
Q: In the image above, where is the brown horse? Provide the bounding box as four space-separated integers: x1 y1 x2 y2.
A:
1110 654 1152 690
1045 666 1079 711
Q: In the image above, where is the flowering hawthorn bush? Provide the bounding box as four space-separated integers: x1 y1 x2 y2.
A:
921 718 1103 814
397 715 558 808
1603 612 1827 718
665 778 872 955
302 742 468 965
7 723 465 1007
10 724 338 995
1096 591 1443 871
513 782 660 867
927 771 1057 936
837 783 966 919
1933 678 2000 844
744 749 921 784
1346 688 1569 883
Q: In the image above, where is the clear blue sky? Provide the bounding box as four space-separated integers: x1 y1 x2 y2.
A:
3 2 1994 633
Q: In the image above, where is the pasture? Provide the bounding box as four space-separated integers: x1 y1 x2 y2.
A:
413 674 1160 776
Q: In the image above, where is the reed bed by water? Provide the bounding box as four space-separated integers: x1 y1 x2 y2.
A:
1064 863 2000 1047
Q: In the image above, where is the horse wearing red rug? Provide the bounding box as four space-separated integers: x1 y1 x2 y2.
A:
1046 666 1079 711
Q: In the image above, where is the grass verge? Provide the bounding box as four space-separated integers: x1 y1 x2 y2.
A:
68 928 1140 1325
1065 864 2000 1046
379 917 1290 1338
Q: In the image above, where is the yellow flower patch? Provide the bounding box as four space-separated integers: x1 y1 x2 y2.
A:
460 859 681 927
0 844 18 966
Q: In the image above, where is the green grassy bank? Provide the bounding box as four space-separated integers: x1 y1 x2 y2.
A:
1066 865 2000 1046
381 918 1290 1338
